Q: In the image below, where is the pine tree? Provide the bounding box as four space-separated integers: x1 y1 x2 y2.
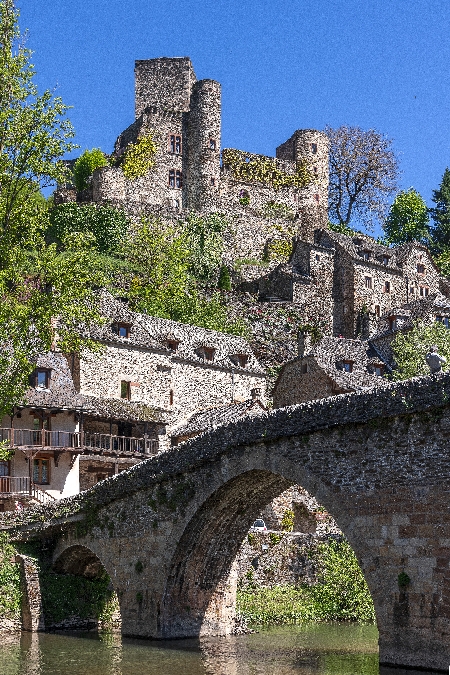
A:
429 168 450 253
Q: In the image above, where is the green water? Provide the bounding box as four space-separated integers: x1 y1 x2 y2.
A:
0 624 436 675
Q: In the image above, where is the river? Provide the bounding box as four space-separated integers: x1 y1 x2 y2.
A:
0 624 437 675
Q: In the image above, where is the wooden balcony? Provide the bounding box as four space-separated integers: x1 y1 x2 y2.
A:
0 428 158 456
0 476 55 505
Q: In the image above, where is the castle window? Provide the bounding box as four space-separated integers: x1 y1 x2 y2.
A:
169 389 174 406
375 305 380 317
410 286 414 295
198 346 215 362
33 459 50 485
417 263 425 274
114 322 131 339
169 169 175 187
315 254 320 261
388 316 397 331
382 255 389 265
167 340 179 352
0 461 9 477
175 170 182 188
436 316 449 328
313 166 318 175
364 276 372 289
169 134 182 154
342 360 353 373
301 362 308 374
210 177 215 186
120 380 131 400
384 280 391 293
232 354 248 368
314 194 320 203
209 139 216 150
363 250 370 261
374 364 384 377
419 285 429 297
311 143 318 154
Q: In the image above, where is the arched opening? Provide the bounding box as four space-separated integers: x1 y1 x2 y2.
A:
45 545 121 630
161 470 375 638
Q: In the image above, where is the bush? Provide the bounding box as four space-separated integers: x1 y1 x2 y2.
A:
281 509 295 532
121 135 157 180
73 148 108 192
218 265 232 291
48 203 129 254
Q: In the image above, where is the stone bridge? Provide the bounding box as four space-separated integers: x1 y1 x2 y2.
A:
3 372 450 672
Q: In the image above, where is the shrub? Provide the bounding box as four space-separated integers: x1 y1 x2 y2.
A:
48 203 129 254
281 509 295 532
121 135 157 180
73 148 108 192
218 265 232 291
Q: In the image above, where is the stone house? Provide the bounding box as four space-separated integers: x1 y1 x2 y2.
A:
0 294 266 509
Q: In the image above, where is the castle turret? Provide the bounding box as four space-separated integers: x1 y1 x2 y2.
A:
185 79 221 211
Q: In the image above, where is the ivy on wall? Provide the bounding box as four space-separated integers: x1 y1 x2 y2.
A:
121 135 157 181
222 149 311 191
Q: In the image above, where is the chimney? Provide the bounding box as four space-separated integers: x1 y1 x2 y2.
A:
297 331 312 358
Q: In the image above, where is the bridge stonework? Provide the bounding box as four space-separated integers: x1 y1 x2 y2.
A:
4 372 450 671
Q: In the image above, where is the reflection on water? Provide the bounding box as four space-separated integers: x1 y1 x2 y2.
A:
0 624 438 675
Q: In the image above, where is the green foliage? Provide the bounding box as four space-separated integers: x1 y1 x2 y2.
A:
123 218 248 337
266 239 293 261
135 560 144 574
0 0 77 234
0 440 13 461
237 539 375 626
390 320 450 380
0 533 21 619
247 532 257 546
398 571 410 589
218 264 232 291
263 201 295 221
269 532 281 546
72 148 108 192
121 134 157 180
182 212 227 285
429 168 450 254
298 323 322 345
223 148 311 191
328 221 358 237
383 188 429 245
435 248 450 277
48 202 129 254
281 509 295 532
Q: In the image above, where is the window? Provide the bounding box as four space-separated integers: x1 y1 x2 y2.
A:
382 256 389 265
363 250 370 261
311 143 318 154
0 461 9 477
167 340 179 352
114 322 131 339
234 354 248 368
169 134 182 154
375 305 380 317
314 194 320 203
210 177 215 186
419 286 429 297
200 346 215 361
169 169 175 187
417 263 425 274
33 459 50 485
343 361 353 373
384 280 391 293
301 363 308 374
313 165 318 175
410 286 415 295
209 139 216 150
120 380 131 400
374 364 384 377
436 316 450 328
388 316 397 331
169 389 174 406
96 473 108 483
176 170 182 188
364 276 372 289
34 369 50 389
315 254 320 261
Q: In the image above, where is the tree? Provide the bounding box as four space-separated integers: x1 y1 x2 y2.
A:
429 168 450 254
383 188 429 245
47 202 129 254
0 0 76 244
390 321 450 381
182 212 227 285
325 125 399 229
72 148 108 192
0 1 106 417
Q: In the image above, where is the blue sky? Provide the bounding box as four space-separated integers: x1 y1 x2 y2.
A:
17 0 450 221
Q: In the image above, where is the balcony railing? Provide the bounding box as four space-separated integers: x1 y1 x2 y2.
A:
0 476 55 504
0 428 158 456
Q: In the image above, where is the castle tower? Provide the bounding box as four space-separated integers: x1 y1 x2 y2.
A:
185 79 222 211
276 129 329 235
134 57 196 119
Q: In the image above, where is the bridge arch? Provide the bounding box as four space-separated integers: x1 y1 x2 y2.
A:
161 458 379 639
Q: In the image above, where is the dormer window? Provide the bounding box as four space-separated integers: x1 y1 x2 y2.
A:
199 346 215 362
231 354 248 368
364 276 372 289
342 360 353 373
417 263 425 274
114 322 131 339
167 340 179 352
169 134 182 154
34 369 50 389
382 255 389 265
374 364 384 377
363 250 370 261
